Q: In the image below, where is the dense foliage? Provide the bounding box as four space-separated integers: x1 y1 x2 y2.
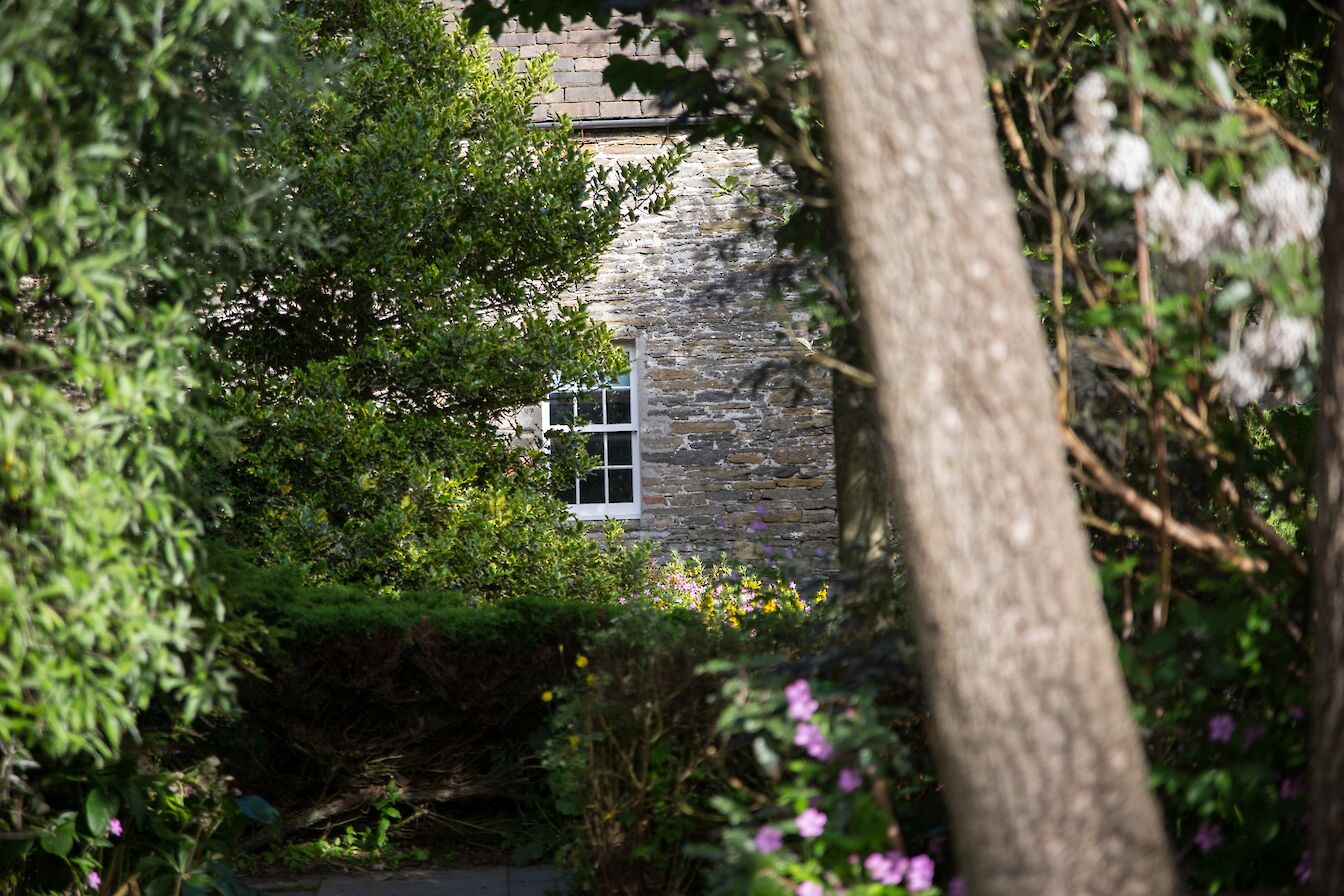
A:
211 0 678 593
465 0 1332 890
0 0 313 890
994 3 1325 887
543 562 828 895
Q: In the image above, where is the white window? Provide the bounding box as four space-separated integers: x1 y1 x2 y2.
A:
542 347 640 520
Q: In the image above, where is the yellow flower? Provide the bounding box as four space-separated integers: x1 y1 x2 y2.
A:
575 655 589 668
585 673 596 685
541 690 554 702
568 735 581 747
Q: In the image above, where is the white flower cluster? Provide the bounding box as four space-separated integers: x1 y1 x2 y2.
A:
1146 173 1248 266
1210 314 1315 406
1062 72 1151 192
1244 165 1325 252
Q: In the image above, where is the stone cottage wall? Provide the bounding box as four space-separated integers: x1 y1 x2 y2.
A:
443 4 839 568
580 133 837 566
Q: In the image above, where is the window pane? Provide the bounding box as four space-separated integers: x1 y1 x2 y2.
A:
579 469 605 504
613 369 631 387
549 396 574 426
585 433 604 462
606 389 631 425
607 432 632 466
578 391 603 425
608 468 634 503
557 480 577 504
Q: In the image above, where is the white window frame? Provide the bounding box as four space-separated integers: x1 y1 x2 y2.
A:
541 346 641 521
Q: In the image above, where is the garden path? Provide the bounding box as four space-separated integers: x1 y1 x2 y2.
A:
248 865 568 896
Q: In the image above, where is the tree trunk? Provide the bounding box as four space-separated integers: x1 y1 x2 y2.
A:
811 2 1178 894
832 323 892 603
1310 11 1344 892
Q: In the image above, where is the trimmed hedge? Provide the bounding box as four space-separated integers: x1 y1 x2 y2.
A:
209 551 609 848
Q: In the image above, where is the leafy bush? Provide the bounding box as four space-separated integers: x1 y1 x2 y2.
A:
704 671 950 896
990 4 1322 888
0 0 311 890
211 554 611 853
221 371 648 597
542 561 827 896
211 0 679 596
629 554 827 629
1 745 277 896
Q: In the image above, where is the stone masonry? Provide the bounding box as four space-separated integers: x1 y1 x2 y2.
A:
582 133 836 565
446 6 839 567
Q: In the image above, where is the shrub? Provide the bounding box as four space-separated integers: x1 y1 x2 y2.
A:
0 0 311 890
211 0 678 598
211 554 610 851
704 670 948 896
542 562 827 895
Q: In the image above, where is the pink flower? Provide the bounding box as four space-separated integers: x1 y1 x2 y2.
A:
1241 724 1267 747
1193 822 1222 852
1295 849 1311 884
1289 705 1306 721
785 679 819 721
107 818 122 837
796 883 824 896
837 767 862 793
1208 714 1236 743
864 851 908 885
1280 777 1304 800
753 825 784 854
87 871 102 890
906 854 935 891
947 876 967 896
793 723 834 761
795 808 827 838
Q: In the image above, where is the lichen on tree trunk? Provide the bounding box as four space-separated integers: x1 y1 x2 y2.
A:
812 1 1178 893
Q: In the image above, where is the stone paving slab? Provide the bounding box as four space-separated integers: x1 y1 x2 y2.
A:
250 866 567 896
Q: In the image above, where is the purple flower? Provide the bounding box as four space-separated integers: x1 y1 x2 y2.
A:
906 854 935 892
1280 777 1304 800
796 883 824 896
753 825 784 854
749 520 768 533
1295 849 1311 885
87 871 102 890
1192 822 1222 852
795 808 827 838
107 818 122 837
1208 714 1236 743
947 876 967 896
785 679 819 721
1242 724 1268 747
793 723 834 761
837 767 862 794
864 851 907 885
1289 705 1306 721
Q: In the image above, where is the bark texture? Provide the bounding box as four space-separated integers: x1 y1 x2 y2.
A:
1310 12 1344 892
833 325 892 602
811 2 1177 893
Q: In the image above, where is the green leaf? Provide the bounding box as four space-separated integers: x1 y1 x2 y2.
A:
85 789 120 835
234 794 280 825
38 821 74 857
